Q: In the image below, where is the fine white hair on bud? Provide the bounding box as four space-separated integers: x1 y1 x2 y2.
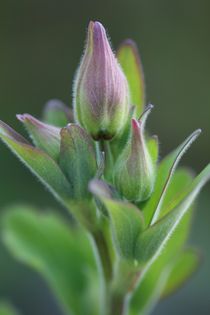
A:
73 21 130 140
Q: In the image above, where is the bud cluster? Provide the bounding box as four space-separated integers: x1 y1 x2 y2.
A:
0 20 208 315
72 20 157 202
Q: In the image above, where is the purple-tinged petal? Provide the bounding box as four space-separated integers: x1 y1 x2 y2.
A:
17 113 61 160
0 119 29 144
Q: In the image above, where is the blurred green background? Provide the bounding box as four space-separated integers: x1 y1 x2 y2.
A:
0 0 209 314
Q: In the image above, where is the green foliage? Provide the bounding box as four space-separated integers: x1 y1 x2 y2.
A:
129 169 195 314
117 40 145 117
143 129 201 226
162 247 201 298
0 21 209 315
2 206 101 315
0 120 72 206
135 164 210 264
129 264 169 315
147 136 159 164
90 180 145 260
129 247 200 315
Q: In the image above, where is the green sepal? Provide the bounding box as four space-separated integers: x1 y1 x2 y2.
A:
162 247 201 298
109 106 134 161
2 206 101 315
0 120 72 206
117 40 145 117
59 124 97 200
143 129 201 226
135 164 210 264
90 179 145 260
113 105 156 203
17 113 61 160
42 99 74 127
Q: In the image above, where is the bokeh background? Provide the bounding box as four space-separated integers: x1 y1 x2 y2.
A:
0 0 210 314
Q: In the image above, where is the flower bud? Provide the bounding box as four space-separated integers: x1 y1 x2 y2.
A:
59 124 98 200
73 21 130 140
17 114 61 160
113 105 156 202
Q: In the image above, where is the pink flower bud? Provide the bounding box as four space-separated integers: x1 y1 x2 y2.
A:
73 21 130 140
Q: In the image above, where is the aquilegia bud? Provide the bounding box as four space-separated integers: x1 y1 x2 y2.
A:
113 105 156 202
59 124 98 200
73 21 130 140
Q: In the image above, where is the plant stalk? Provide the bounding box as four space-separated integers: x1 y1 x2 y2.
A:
109 292 127 315
92 228 113 282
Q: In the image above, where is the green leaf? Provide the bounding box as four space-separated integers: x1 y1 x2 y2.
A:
130 169 194 315
162 248 201 298
2 206 101 315
135 164 210 264
147 135 159 164
130 246 199 314
143 129 201 226
42 99 74 127
132 218 193 313
129 211 195 315
129 267 169 315
117 40 145 117
90 180 145 260
0 120 72 206
159 167 194 218
0 302 19 315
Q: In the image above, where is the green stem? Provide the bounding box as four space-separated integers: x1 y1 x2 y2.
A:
109 293 127 315
92 228 131 315
93 142 127 315
92 229 114 315
92 228 113 282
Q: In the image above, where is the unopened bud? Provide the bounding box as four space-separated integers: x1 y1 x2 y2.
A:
73 21 130 140
59 124 97 199
113 105 156 202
